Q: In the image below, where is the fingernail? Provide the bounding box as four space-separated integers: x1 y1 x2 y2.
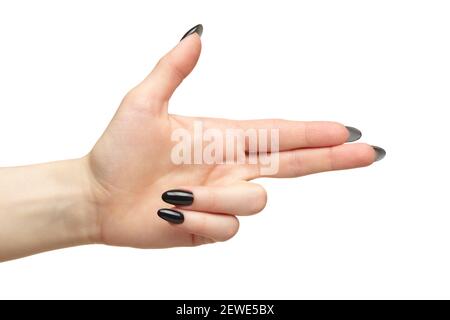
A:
157 208 184 224
345 126 362 142
372 146 386 162
180 24 203 41
162 189 193 206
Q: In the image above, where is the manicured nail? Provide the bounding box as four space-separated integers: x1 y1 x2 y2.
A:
372 146 386 162
157 208 184 224
345 126 362 142
180 24 203 41
162 189 193 206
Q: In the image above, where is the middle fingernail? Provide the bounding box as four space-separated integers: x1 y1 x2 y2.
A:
162 189 194 206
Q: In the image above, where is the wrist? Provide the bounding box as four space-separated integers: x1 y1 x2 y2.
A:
61 157 102 246
0 158 100 261
19 158 102 247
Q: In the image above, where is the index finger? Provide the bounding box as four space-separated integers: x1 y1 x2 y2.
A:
239 119 361 151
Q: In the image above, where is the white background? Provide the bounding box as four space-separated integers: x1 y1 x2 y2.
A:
0 0 449 299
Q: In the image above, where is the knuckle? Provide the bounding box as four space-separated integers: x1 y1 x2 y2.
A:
207 189 218 212
195 214 209 236
122 87 142 105
191 235 215 247
327 147 336 171
158 55 184 83
248 184 267 214
218 217 240 242
122 88 163 117
288 151 304 176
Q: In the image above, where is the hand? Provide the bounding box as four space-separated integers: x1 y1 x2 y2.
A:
85 25 385 248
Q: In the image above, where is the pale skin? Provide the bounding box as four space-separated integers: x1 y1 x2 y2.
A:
0 29 383 262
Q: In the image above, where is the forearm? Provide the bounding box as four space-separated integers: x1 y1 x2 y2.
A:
0 158 99 262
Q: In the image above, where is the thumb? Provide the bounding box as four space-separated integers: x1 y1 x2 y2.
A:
132 24 203 113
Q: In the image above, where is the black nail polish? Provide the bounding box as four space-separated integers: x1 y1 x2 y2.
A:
157 208 184 224
162 189 193 206
345 126 362 142
372 146 386 162
180 24 203 41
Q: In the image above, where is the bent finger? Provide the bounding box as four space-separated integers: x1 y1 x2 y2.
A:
161 182 267 216
157 208 240 243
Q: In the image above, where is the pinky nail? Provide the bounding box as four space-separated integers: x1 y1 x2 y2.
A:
157 208 184 224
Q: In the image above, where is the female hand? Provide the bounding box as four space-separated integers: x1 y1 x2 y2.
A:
0 25 385 261
87 25 385 248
